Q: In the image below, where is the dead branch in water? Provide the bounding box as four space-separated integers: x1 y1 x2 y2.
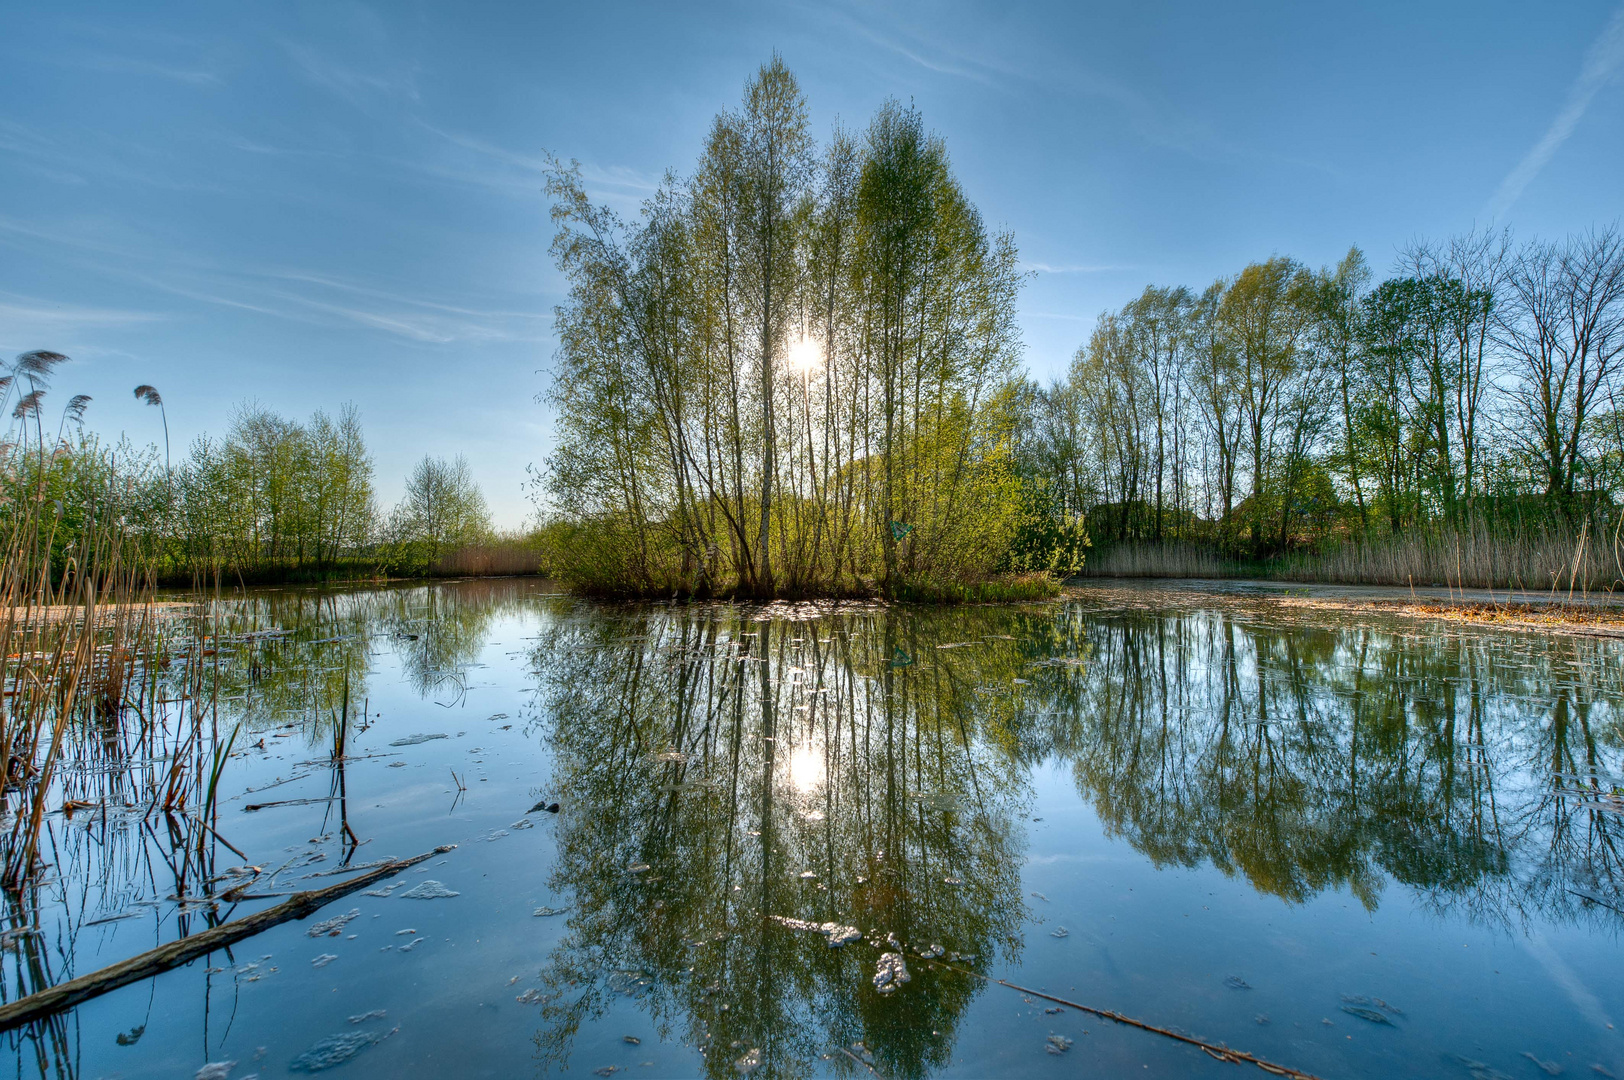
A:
925 957 1326 1079
0 843 457 1032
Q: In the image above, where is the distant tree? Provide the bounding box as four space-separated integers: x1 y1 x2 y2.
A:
388 454 492 569
1497 227 1624 513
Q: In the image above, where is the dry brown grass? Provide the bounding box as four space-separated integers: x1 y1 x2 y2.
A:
1077 520 1624 593
429 538 546 577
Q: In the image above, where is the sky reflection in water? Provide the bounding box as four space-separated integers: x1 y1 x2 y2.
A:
8 580 1624 1079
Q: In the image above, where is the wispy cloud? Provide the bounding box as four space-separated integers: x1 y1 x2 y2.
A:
284 41 419 106
72 53 221 85
410 121 661 212
1022 261 1130 275
0 293 164 328
0 215 547 347
0 292 164 352
1486 3 1624 221
1024 310 1095 322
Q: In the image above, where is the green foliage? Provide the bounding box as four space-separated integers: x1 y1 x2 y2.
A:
1000 476 1090 577
541 62 1026 599
381 454 492 574
1020 226 1624 568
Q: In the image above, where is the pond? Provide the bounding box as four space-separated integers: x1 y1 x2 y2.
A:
8 579 1624 1079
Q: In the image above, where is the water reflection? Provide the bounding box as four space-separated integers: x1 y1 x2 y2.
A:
528 604 1037 1079
5 584 1624 1078
1043 603 1624 926
0 579 538 1078
528 598 1624 1074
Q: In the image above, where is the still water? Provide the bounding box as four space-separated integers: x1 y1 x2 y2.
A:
11 579 1624 1079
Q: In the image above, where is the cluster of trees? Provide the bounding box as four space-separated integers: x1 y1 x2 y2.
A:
1017 227 1624 556
543 57 1076 598
0 354 496 580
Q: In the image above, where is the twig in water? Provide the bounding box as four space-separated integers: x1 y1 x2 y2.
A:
922 957 1324 1079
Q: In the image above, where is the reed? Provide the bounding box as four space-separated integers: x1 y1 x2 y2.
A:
0 460 223 888
429 536 548 578
1076 517 1624 595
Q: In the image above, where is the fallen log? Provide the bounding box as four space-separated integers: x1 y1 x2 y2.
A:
0 843 457 1032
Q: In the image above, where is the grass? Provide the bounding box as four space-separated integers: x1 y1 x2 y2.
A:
429 537 547 578
1076 520 1624 595
0 479 228 888
891 572 1063 604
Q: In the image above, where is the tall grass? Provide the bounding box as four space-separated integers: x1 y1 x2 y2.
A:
1074 543 1250 581
1076 518 1624 595
429 535 548 578
0 479 223 888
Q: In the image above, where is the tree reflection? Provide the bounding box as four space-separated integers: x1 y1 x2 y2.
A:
528 604 1038 1079
1038 602 1624 926
527 599 1624 1074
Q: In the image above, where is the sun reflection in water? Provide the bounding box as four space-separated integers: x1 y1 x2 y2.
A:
787 740 825 794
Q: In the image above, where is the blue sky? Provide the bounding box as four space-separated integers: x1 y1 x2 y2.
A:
3 2 1622 526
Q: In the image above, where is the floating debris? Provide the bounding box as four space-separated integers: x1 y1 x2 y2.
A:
1340 1004 1395 1025
288 1027 395 1073
769 916 861 947
1045 1006 1064 1015
873 952 910 994
307 909 361 938
1050 927 1069 938
395 928 417 936
1521 1053 1563 1076
510 819 534 830
1031 892 1049 902
592 1068 621 1078
1045 1034 1074 1055
607 970 653 997
652 750 687 763
515 988 548 1004
400 880 459 899
388 734 447 747
1341 994 1403 1017
627 863 651 875
624 1036 641 1045
1255 1014 1270 1025
362 882 407 898
533 906 567 917
735 1047 763 1075
348 1010 386 1024
84 910 142 926
398 938 422 952
1452 1057 1515 1080
482 830 510 843
311 954 338 969
1223 976 1251 990
195 1063 235 1080
919 944 945 959
943 876 962 885
798 871 818 881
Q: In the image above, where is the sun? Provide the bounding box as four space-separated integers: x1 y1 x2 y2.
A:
787 335 822 375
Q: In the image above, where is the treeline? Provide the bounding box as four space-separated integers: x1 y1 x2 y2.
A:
541 57 1080 599
1 355 510 582
1017 228 1624 569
